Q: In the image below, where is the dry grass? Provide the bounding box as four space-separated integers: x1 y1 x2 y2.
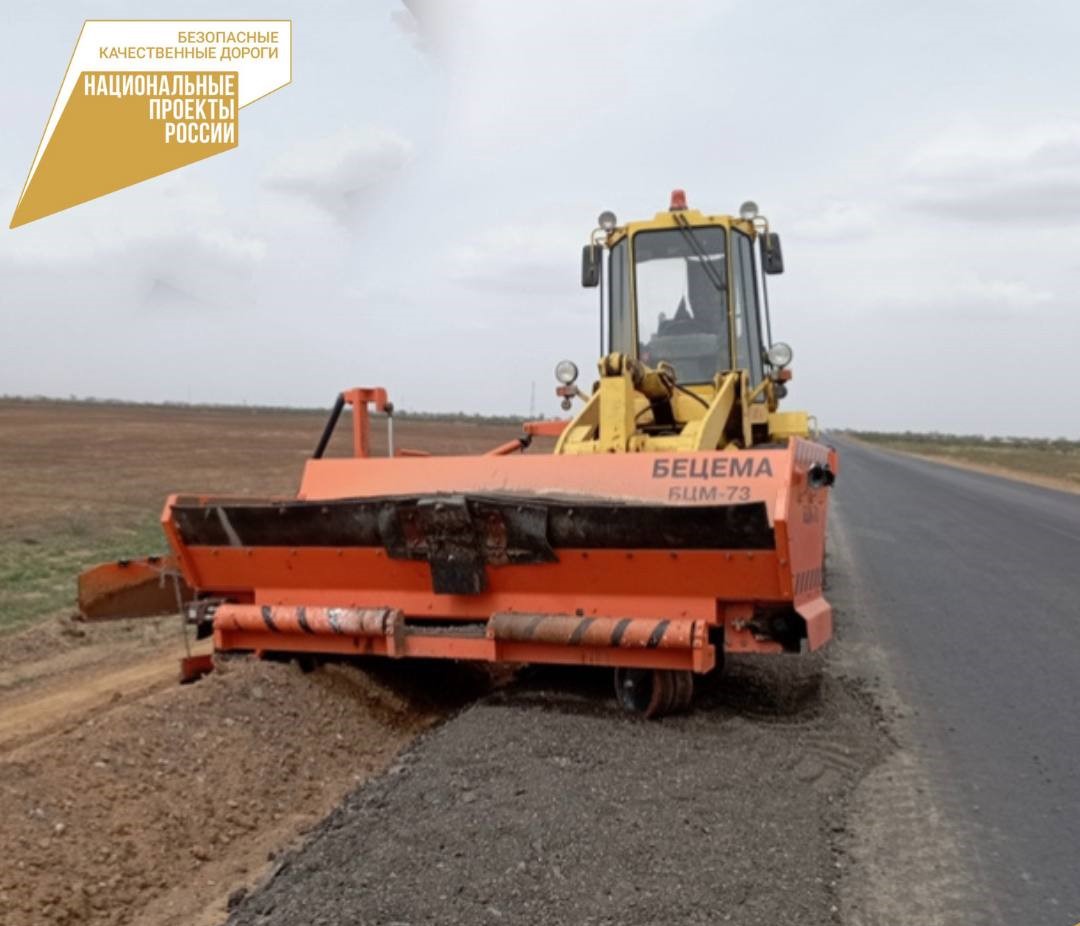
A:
848 431 1080 489
1 399 536 634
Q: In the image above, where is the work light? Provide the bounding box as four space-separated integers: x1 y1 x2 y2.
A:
767 342 793 368
555 360 579 385
739 200 759 220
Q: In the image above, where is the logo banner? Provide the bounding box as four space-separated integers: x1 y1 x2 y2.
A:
11 20 291 227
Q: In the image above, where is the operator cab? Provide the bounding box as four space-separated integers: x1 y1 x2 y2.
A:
582 191 789 391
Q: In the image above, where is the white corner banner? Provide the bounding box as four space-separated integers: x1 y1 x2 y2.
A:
11 20 292 228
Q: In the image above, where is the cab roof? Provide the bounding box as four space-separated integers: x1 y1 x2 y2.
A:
605 206 757 247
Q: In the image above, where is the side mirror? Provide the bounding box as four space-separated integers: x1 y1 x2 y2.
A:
581 243 601 288
761 232 784 275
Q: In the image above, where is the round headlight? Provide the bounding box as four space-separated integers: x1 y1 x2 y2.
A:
598 210 617 231
739 200 759 221
767 342 793 368
555 360 579 385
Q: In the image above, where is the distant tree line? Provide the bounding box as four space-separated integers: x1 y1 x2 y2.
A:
845 430 1080 452
0 394 536 427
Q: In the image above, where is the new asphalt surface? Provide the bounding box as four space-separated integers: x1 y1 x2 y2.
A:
830 437 1080 925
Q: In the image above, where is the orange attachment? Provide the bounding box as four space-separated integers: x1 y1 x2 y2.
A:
180 654 214 684
210 606 714 674
155 428 834 676
485 437 529 456
523 419 570 438
77 384 836 700
342 387 390 458
77 556 192 621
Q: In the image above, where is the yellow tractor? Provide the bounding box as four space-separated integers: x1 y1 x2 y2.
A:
561 188 814 455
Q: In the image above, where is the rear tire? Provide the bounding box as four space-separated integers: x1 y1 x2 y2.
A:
614 668 694 718
669 670 694 712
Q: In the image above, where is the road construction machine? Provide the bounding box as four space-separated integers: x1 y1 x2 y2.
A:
79 190 837 717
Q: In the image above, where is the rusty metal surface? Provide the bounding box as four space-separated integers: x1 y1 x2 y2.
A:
214 605 405 654
77 556 192 621
169 494 774 551
179 653 214 684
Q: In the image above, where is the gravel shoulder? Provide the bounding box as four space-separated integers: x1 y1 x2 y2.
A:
227 658 890 926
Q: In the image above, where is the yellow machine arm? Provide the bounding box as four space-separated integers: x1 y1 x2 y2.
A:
555 353 808 455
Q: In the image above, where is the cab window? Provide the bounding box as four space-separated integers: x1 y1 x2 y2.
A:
632 227 730 383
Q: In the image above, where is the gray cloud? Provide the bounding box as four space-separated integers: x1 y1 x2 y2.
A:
789 201 879 242
261 127 413 223
392 0 447 56
444 224 584 297
0 237 263 321
1 182 266 313
131 230 266 310
903 123 1080 223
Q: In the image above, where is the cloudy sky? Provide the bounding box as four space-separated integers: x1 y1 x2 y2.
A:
2 0 1077 436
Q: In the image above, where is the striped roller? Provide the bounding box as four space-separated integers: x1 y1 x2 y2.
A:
486 613 699 650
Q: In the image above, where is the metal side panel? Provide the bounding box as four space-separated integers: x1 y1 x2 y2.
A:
169 494 774 596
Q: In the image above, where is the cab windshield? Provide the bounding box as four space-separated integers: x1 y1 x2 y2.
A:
633 228 730 383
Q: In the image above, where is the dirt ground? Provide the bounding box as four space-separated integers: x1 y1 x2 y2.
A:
0 615 464 926
0 399 539 926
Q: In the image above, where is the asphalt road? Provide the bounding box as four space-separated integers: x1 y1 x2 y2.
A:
830 437 1080 925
